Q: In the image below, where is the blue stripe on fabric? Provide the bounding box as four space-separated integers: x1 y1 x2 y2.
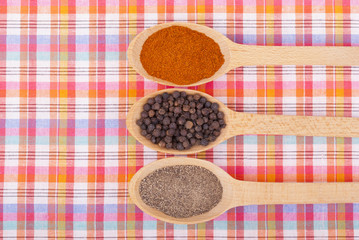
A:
281 35 296 44
34 204 48 213
72 204 87 213
143 220 157 230
283 204 297 213
5 34 359 46
213 221 228 229
3 222 17 230
243 135 258 144
282 136 296 144
313 137 327 144
5 136 20 145
73 222 87 230
244 220 257 229
3 204 17 213
103 204 117 213
103 222 118 230
5 119 19 128
243 34 257 44
354 204 359 228
5 119 119 129
7 51 120 61
34 221 48 230
173 224 187 230
5 35 122 45
2 204 122 214
283 221 297 230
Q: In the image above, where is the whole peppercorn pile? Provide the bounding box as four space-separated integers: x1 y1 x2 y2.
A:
136 91 226 150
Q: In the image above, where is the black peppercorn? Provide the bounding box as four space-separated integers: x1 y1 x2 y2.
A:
185 121 193 129
143 103 151 111
152 103 160 110
160 130 166 137
176 143 184 150
196 118 204 126
177 117 186 125
144 118 151 125
180 129 187 136
209 113 217 120
141 111 148 118
155 95 162 103
183 140 190 148
201 108 210 116
183 105 190 112
164 136 172 143
158 108 166 115
137 92 226 151
211 103 219 111
152 129 161 137
217 112 224 119
147 124 155 132
162 92 169 100
199 97 207 104
158 141 166 148
166 129 175 136
148 110 155 118
172 91 180 98
147 98 155 105
194 94 201 101
195 125 202 132
200 139 209 146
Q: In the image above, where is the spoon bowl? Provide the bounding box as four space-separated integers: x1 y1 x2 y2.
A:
128 22 359 87
128 157 234 224
127 88 359 155
129 157 359 224
126 88 231 155
127 22 231 87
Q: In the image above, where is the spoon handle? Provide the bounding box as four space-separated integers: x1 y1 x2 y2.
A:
233 181 359 207
228 42 359 68
228 111 359 138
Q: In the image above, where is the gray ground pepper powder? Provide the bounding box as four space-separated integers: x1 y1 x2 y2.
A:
139 165 223 218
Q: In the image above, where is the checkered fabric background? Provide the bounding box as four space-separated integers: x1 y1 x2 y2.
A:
1 0 359 238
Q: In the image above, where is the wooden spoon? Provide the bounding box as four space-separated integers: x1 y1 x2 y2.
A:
127 22 359 87
126 88 359 155
129 157 359 224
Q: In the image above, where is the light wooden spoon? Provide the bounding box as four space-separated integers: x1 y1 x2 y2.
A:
126 88 359 155
127 22 359 87
129 157 359 224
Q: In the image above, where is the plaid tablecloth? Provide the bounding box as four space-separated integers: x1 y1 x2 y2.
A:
1 0 359 238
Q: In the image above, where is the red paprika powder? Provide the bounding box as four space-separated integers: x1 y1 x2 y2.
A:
140 26 224 85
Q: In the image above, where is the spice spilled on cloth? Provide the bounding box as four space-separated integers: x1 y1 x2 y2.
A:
140 26 225 85
139 165 223 218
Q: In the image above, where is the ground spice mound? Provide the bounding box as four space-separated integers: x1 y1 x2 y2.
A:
139 165 223 218
140 26 225 85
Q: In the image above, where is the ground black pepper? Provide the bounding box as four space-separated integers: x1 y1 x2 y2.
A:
136 91 226 150
139 165 223 218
